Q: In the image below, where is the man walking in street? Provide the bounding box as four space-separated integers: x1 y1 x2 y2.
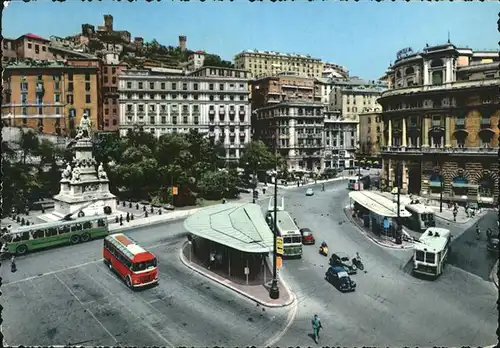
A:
311 314 322 344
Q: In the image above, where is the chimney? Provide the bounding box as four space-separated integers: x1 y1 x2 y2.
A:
179 35 187 52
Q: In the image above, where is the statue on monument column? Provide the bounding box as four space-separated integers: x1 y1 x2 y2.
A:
71 167 81 182
98 162 108 180
74 112 93 140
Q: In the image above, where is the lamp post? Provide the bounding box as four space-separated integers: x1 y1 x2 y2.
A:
395 161 403 245
269 131 280 300
439 171 444 213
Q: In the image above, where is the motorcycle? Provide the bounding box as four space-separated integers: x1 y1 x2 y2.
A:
319 245 329 256
352 257 364 271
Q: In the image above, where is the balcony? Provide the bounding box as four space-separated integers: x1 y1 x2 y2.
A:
209 110 215 115
381 146 498 156
171 112 179 117
137 111 146 117
229 110 235 116
239 110 245 116
229 132 236 137
455 118 465 126
208 132 215 137
239 132 246 137
431 120 443 127
125 111 134 117
480 118 491 127
219 110 225 115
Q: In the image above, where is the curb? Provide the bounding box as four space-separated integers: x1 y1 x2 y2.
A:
489 260 499 288
344 209 414 250
179 242 295 308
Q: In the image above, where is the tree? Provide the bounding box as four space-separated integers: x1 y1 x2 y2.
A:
197 169 239 200
203 54 235 68
239 140 276 173
17 128 39 165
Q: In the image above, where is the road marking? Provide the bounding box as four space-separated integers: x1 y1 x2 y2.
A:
84 269 175 348
3 240 182 287
54 273 118 343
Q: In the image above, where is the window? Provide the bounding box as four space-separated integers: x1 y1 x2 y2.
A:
161 82 165 90
28 43 32 49
68 82 74 92
193 83 198 90
66 95 74 104
54 94 60 102
425 252 435 264
112 67 116 74
172 83 177 90
85 73 90 81
209 83 214 90
85 82 91 91
85 94 91 103
127 82 132 89
183 83 188 90
415 250 424 262
68 73 73 81
139 82 143 89
112 77 116 84
149 82 155 89
105 109 109 115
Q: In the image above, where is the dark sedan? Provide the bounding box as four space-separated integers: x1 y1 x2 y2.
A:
325 266 356 292
300 228 315 245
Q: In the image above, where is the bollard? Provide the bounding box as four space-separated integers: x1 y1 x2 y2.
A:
122 201 126 207
143 206 146 212
150 206 154 213
126 212 130 222
21 218 25 226
136 203 139 210
158 209 162 215
131 213 134 220
145 211 149 218
115 216 119 223
129 202 132 208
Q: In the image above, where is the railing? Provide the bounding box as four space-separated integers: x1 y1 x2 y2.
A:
381 146 498 155
431 120 443 127
239 110 245 116
209 110 215 115
480 118 491 126
36 84 44 94
455 119 465 126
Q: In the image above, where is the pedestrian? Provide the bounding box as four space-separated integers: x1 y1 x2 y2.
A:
311 314 322 344
208 250 216 270
119 215 123 225
11 255 17 273
126 212 130 223
453 210 457 222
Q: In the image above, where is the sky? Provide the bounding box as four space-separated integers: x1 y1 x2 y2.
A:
2 0 498 80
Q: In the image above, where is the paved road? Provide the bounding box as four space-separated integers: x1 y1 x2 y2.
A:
0 221 291 346
448 211 498 282
263 180 497 347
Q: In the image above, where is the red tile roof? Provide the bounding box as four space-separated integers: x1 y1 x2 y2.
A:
20 33 49 42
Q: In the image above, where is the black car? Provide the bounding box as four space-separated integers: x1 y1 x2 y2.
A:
329 252 357 275
325 266 356 292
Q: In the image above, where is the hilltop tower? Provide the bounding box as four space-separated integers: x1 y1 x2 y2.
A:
104 14 113 32
179 35 187 52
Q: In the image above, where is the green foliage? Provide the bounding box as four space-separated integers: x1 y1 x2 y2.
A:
203 54 235 69
239 140 276 173
197 169 239 200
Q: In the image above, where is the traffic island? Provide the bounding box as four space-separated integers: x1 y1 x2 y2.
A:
180 241 294 308
344 207 414 250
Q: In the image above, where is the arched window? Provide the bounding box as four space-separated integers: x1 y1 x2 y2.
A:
396 70 402 78
431 71 443 85
405 67 415 75
430 58 444 67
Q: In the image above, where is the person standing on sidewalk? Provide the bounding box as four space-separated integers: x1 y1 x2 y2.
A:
311 314 322 344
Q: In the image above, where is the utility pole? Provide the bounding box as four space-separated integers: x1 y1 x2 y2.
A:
269 131 280 300
440 171 444 213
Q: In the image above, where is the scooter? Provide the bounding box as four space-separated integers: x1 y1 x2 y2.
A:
352 257 364 271
319 245 328 256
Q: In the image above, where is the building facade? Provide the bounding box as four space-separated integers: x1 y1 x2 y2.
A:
378 43 499 205
357 111 383 165
118 66 252 161
2 33 55 63
1 60 100 136
234 50 324 79
323 110 358 169
251 74 325 172
103 62 128 132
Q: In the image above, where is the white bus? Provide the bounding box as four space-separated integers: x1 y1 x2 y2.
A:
404 204 436 232
413 227 451 277
347 177 359 190
266 198 302 258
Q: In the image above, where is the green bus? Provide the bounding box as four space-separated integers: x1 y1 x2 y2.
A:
1 215 109 255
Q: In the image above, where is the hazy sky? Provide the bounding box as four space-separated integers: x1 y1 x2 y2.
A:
3 1 498 80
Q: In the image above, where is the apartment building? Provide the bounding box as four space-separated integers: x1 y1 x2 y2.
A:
103 62 128 131
251 73 325 172
186 51 206 71
357 111 383 166
323 110 359 169
234 50 324 79
118 66 252 161
378 43 499 205
2 33 54 63
1 60 100 136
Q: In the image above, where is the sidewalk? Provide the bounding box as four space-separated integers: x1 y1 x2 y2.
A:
489 260 498 288
344 207 414 250
179 242 294 308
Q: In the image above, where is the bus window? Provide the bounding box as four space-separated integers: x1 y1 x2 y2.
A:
132 258 157 272
283 237 292 244
22 232 30 241
49 228 57 236
292 236 301 243
415 250 425 262
83 221 92 229
425 252 435 264
98 219 106 227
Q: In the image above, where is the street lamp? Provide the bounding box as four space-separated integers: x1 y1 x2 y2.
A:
395 161 403 245
269 131 280 300
439 171 444 213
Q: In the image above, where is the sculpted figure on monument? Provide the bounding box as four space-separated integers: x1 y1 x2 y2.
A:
62 162 72 180
74 112 93 140
71 167 81 182
98 162 108 180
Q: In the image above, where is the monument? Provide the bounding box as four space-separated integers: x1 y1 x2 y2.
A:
39 112 117 222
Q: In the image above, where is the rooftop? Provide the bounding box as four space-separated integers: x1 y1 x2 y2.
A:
20 33 49 42
236 49 321 61
4 60 99 70
183 203 274 254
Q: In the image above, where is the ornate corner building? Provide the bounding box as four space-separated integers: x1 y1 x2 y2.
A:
378 43 499 205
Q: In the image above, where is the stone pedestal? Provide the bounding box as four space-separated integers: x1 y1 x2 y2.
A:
39 136 118 222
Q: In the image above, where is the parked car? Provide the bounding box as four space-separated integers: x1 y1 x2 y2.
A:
329 252 357 274
300 228 316 245
325 266 356 292
306 188 314 196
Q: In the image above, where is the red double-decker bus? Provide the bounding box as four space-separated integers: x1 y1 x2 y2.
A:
103 233 158 289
